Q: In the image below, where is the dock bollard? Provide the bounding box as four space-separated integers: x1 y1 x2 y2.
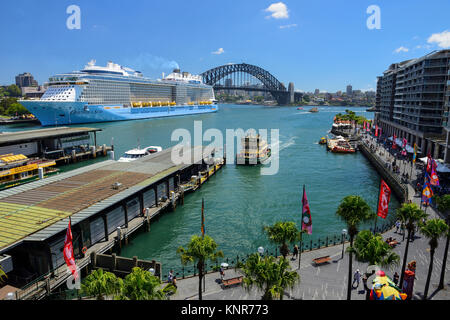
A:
71 149 77 162
102 144 107 156
90 146 96 158
110 150 115 161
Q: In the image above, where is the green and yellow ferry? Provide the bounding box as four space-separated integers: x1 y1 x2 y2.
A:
0 154 58 190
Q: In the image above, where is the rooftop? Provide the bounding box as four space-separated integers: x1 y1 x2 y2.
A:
0 127 101 146
0 146 207 253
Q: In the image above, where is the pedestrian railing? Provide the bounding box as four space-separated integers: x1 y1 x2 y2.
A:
161 219 398 283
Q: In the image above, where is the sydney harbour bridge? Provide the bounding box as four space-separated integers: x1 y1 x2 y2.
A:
201 63 302 105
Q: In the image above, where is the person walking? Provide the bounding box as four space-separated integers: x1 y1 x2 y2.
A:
352 269 361 289
220 266 225 282
292 244 299 260
168 269 174 283
395 220 400 233
393 272 399 286
172 276 177 289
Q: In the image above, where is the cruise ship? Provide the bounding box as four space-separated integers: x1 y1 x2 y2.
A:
20 60 218 126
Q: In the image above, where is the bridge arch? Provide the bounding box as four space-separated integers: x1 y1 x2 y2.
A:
201 63 287 92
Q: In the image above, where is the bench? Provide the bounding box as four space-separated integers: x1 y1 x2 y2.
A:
312 255 331 266
222 276 243 288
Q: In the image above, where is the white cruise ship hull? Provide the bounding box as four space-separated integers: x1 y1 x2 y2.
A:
21 101 219 126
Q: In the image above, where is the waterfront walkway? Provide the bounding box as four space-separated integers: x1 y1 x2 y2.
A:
169 134 449 300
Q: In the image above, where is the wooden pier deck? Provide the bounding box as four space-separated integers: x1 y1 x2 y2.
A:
5 147 224 300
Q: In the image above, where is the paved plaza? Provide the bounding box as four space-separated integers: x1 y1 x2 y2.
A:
170 134 450 300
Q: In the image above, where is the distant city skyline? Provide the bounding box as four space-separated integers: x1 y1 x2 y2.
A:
1 0 449 92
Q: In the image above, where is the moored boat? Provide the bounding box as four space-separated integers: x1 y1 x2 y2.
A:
118 146 162 162
0 154 58 190
326 136 355 153
319 137 327 145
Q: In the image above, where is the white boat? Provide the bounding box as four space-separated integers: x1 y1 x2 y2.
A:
118 146 162 162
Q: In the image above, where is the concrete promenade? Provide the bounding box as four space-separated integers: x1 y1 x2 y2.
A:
169 134 450 300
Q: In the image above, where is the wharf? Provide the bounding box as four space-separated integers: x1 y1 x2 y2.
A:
0 126 112 165
0 145 224 300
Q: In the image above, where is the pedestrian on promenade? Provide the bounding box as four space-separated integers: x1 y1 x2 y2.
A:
292 244 299 260
352 269 361 289
168 269 174 283
220 266 225 282
172 276 177 289
393 272 399 286
395 220 400 233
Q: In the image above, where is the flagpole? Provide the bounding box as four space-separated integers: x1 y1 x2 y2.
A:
374 178 381 234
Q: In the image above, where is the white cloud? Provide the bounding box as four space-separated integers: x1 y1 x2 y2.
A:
394 46 409 53
279 23 297 29
265 2 289 19
212 48 224 55
427 30 450 48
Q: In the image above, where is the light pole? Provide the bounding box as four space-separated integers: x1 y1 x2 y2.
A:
258 246 264 257
341 229 347 259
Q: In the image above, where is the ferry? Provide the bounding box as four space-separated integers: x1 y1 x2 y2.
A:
309 107 319 113
20 60 218 126
0 154 58 190
118 146 162 162
326 136 355 153
236 135 271 165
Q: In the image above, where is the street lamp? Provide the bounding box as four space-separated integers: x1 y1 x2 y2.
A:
257 246 264 256
148 268 155 275
341 229 347 259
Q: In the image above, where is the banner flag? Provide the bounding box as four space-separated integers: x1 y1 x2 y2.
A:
63 218 78 280
301 185 312 234
422 173 434 205
377 180 391 219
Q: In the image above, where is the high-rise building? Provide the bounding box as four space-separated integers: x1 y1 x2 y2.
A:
376 49 450 162
15 72 38 88
346 85 353 96
314 89 320 95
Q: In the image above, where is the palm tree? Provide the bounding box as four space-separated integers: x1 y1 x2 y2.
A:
349 230 400 299
263 221 301 259
81 268 123 300
241 253 299 300
396 203 428 289
436 195 450 290
116 267 173 300
336 195 375 300
177 234 223 300
419 218 449 299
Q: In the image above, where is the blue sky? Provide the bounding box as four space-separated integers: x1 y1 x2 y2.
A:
1 0 449 92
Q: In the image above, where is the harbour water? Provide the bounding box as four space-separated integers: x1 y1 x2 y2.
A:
0 105 400 276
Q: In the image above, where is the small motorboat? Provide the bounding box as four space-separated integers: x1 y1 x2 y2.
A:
118 146 162 162
319 137 327 145
309 107 319 113
297 107 304 110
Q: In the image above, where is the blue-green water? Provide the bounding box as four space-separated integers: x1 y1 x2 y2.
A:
0 105 399 276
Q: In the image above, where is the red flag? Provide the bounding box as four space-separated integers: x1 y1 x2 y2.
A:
377 180 391 219
392 134 397 149
63 218 78 280
301 185 312 234
375 124 378 137
426 154 433 174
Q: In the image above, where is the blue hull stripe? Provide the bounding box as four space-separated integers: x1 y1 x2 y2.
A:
20 101 219 126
